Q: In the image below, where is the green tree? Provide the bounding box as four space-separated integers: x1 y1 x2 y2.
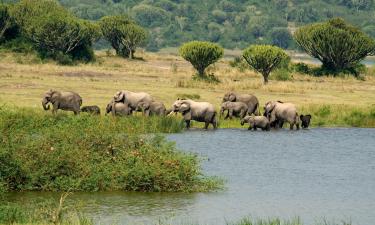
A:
243 45 289 84
294 18 375 74
100 15 147 59
180 41 224 78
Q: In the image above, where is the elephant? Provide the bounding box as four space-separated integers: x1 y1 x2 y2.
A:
113 90 154 114
300 114 312 129
264 101 300 130
241 115 270 131
81 105 100 115
42 89 82 115
171 99 217 129
222 92 259 115
106 100 132 116
263 111 284 129
137 101 166 116
220 101 248 119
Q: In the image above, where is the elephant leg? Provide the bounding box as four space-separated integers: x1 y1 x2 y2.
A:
212 117 217 129
228 109 233 119
204 122 209 129
224 111 229 120
296 123 300 130
253 126 257 131
290 122 294 130
248 125 252 130
185 120 191 129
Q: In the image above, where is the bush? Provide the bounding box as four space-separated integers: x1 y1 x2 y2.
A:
0 108 221 192
292 62 311 74
271 68 291 81
100 15 147 59
180 41 224 78
242 45 290 84
294 18 375 75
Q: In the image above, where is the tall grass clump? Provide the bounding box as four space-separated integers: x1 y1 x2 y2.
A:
229 217 351 225
0 107 222 193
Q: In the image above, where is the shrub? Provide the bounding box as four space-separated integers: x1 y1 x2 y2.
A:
292 62 311 74
294 18 375 75
271 68 291 81
242 45 290 84
100 15 147 59
180 41 224 78
0 108 221 192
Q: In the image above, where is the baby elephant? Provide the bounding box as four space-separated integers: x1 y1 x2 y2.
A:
106 101 132 116
220 101 248 119
81 105 101 115
300 114 312 129
241 116 270 131
137 101 166 116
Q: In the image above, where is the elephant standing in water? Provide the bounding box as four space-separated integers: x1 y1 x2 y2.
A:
113 90 154 114
42 89 82 115
137 101 166 116
171 99 217 129
222 92 259 116
264 101 300 130
241 115 270 131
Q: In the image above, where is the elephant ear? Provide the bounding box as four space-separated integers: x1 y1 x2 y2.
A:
306 114 312 119
229 93 236 102
300 115 304 120
179 103 190 113
269 110 277 123
114 91 125 102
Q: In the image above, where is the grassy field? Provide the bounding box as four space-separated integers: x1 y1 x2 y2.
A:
0 50 375 127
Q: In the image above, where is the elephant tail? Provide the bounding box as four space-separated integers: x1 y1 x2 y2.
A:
251 102 260 116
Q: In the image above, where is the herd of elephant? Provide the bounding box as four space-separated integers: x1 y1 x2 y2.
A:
41 89 312 131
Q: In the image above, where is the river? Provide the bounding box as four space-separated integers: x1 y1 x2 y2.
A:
7 128 375 225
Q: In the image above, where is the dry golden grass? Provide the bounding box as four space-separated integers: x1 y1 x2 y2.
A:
1 50 375 118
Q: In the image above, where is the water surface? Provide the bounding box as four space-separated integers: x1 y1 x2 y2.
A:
8 128 375 225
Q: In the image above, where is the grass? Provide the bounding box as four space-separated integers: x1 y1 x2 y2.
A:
0 107 222 193
0 50 374 127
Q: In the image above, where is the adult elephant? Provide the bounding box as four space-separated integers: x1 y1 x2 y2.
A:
264 101 300 130
42 89 82 115
113 90 154 114
222 92 259 116
171 99 217 129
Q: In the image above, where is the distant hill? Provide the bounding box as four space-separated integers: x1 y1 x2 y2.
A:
4 0 375 51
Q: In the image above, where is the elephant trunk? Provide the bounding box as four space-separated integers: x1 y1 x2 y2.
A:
220 107 224 117
42 98 50 110
240 119 245 126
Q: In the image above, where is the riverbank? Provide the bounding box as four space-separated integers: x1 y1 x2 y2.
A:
0 50 374 128
0 107 222 193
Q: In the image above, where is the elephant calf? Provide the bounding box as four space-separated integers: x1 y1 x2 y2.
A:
106 101 132 116
42 89 82 115
81 105 101 115
220 101 248 119
137 101 166 116
241 116 270 131
171 99 217 129
300 114 312 129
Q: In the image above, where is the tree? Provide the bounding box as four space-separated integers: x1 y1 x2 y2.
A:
0 4 12 42
180 41 224 78
243 45 289 84
294 18 375 74
100 15 147 59
268 28 292 49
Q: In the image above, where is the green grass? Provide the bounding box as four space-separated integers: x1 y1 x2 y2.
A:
0 107 222 193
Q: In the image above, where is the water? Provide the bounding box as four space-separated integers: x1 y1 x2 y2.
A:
7 128 375 225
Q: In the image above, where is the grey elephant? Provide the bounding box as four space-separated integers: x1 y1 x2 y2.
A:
264 101 300 130
220 101 248 119
171 99 217 129
42 89 82 115
106 100 132 116
241 115 270 131
137 101 166 116
222 92 259 115
81 105 101 115
113 90 154 114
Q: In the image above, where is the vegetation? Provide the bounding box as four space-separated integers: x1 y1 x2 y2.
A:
243 45 290 84
179 41 223 79
99 15 147 59
0 107 222 193
0 0 101 64
39 0 375 51
294 18 375 76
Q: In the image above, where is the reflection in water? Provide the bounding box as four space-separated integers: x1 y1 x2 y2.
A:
7 128 375 225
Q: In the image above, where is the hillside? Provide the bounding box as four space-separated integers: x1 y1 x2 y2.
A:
56 0 375 51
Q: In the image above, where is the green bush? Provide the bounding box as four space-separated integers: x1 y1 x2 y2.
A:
294 18 375 75
100 15 147 59
271 68 291 81
180 41 224 78
292 62 312 74
242 45 290 84
0 107 222 192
